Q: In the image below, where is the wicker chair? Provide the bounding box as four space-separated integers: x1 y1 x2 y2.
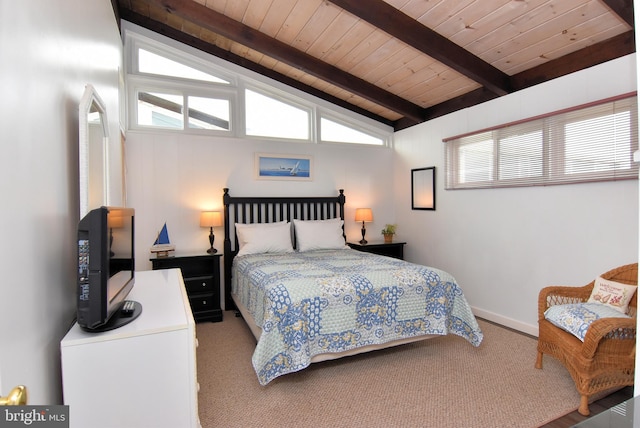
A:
535 263 637 416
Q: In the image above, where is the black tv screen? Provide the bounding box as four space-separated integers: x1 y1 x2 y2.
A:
77 206 139 331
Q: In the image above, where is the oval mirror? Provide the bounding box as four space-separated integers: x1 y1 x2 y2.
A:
79 84 109 218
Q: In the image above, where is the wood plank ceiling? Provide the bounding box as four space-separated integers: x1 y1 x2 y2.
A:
115 0 635 131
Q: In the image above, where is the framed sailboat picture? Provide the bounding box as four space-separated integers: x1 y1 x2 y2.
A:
255 153 313 181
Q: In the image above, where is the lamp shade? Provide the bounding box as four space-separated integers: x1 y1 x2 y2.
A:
107 214 124 229
354 208 373 222
200 211 222 228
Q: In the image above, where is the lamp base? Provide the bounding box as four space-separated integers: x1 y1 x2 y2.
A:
207 228 217 254
360 223 368 245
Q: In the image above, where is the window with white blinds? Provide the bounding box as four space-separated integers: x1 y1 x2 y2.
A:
444 95 638 190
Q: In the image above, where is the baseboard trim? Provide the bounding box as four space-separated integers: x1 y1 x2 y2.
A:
472 306 538 337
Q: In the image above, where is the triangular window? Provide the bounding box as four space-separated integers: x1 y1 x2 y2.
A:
321 117 384 145
139 49 230 84
245 89 310 140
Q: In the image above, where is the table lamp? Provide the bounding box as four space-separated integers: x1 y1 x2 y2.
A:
200 211 222 253
355 208 373 244
107 211 123 257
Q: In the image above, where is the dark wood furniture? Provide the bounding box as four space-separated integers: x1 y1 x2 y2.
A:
222 188 346 311
109 257 133 275
151 253 223 323
347 241 406 260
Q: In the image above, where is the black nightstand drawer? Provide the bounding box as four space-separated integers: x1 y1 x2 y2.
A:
189 293 216 312
151 257 212 277
151 253 222 323
184 275 214 294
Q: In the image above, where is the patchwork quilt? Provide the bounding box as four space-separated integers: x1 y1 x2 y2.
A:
232 249 483 385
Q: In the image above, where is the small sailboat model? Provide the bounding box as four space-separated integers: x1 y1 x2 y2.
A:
150 222 175 257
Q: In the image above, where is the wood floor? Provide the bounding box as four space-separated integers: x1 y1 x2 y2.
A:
540 386 634 427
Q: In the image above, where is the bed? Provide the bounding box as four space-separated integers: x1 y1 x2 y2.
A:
222 188 483 385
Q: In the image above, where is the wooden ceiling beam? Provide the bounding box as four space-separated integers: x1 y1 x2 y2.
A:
143 0 425 122
511 31 635 91
119 1 636 132
600 0 634 27
412 32 635 129
327 0 511 96
119 9 394 127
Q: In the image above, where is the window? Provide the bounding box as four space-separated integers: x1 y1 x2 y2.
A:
129 39 235 134
135 90 231 131
187 96 230 130
138 48 230 84
137 91 184 129
444 95 638 189
245 89 310 140
320 117 385 145
124 29 393 144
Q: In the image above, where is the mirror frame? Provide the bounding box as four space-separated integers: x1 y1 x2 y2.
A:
411 167 436 210
79 84 109 218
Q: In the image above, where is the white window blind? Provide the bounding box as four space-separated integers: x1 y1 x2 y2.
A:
444 95 638 189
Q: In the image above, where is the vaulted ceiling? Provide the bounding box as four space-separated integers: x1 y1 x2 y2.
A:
114 0 635 131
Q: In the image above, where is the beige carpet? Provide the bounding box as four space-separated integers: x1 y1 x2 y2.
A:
195 315 585 428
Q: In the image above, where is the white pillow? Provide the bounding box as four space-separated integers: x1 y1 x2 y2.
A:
293 218 348 252
587 276 637 314
235 221 293 256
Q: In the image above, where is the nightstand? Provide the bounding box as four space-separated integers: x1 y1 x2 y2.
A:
347 241 406 260
109 258 133 275
150 253 223 323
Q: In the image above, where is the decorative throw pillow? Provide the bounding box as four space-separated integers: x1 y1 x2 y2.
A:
587 276 637 313
293 218 348 252
544 303 630 342
235 221 293 257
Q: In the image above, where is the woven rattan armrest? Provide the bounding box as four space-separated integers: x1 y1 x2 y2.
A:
580 316 636 359
536 263 637 417
537 284 593 320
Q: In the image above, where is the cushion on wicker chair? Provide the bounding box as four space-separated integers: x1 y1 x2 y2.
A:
544 302 630 342
586 276 637 313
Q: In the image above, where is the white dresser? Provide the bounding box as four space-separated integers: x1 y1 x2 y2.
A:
60 269 200 428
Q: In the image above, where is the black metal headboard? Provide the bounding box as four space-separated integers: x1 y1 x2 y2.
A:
222 188 346 310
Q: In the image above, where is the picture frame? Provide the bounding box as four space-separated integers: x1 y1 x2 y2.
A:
255 153 313 181
411 167 435 210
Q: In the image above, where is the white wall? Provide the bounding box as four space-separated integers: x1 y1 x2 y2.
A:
0 0 633 404
126 133 395 272
0 0 123 403
123 26 398 278
126 24 639 330
394 55 639 335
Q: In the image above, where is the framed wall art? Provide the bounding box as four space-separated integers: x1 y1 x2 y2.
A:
255 153 313 181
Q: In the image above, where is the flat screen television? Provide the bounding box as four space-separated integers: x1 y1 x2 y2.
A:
77 206 141 332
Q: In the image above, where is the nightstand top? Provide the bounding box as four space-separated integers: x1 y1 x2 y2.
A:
149 252 222 261
347 241 406 248
347 241 406 260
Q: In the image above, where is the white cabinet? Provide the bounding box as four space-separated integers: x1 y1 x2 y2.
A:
61 269 199 428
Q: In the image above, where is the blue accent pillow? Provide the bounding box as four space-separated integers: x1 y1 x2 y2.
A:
544 303 630 342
